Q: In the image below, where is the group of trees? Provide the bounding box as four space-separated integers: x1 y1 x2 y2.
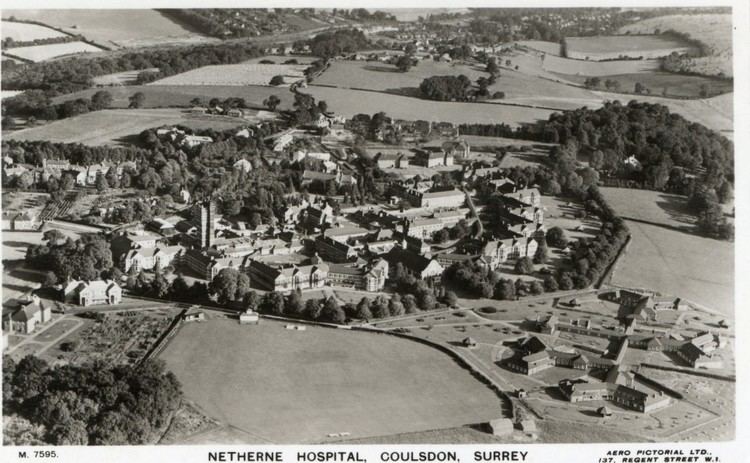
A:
687 187 734 240
26 232 115 283
2 89 114 121
305 29 371 59
432 219 474 243
419 75 474 102
3 355 182 445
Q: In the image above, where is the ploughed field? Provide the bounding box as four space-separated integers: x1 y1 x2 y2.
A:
160 319 506 444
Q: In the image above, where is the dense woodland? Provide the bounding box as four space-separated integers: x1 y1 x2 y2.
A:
2 356 182 445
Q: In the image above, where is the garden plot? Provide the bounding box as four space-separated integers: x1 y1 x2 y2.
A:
151 64 308 86
1 20 68 41
5 41 103 62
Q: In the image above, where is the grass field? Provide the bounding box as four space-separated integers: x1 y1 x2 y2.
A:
5 41 103 62
565 35 696 59
558 71 732 98
4 9 212 48
542 53 661 76
52 85 296 111
151 64 308 86
516 40 563 56
160 319 506 444
91 68 158 86
600 188 734 316
1 20 68 41
4 108 245 146
304 86 555 127
618 14 732 76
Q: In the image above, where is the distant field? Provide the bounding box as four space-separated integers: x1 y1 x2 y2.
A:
304 86 555 127
565 35 696 60
541 54 661 76
600 188 734 316
1 20 68 41
160 319 506 444
3 9 212 48
91 68 158 86
4 108 244 146
559 71 732 99
151 64 307 86
516 40 563 56
51 85 295 111
619 14 732 76
4 41 103 62
242 55 320 65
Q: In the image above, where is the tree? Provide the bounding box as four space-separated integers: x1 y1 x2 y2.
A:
388 295 405 316
209 268 240 304
322 297 346 323
558 273 574 290
128 92 146 109
304 298 322 320
494 279 515 300
43 271 58 288
543 275 559 292
286 290 303 316
486 57 499 76
356 297 372 320
514 257 534 275
546 226 567 248
529 281 544 295
269 75 285 86
444 290 458 307
634 82 646 94
533 239 549 264
403 294 418 314
90 90 113 110
395 55 413 72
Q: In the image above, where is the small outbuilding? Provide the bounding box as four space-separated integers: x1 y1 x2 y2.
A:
519 419 537 433
488 418 514 436
183 309 205 322
239 309 260 325
516 389 528 399
463 337 478 349
597 406 613 417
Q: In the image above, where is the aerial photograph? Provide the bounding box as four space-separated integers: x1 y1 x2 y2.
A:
0 7 735 446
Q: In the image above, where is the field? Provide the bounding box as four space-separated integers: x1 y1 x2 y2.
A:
151 64 308 86
516 40 563 56
315 59 601 106
541 53 661 76
91 68 158 86
4 41 103 62
51 85 296 111
564 35 697 59
4 108 247 146
1 20 68 41
600 188 734 316
160 319 506 444
4 9 212 48
558 71 732 99
619 14 732 76
304 86 555 127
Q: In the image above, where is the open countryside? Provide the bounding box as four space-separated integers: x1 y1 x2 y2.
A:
1 6 736 449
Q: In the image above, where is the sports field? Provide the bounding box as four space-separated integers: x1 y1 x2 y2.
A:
4 9 212 48
52 85 296 111
160 319 506 444
4 108 244 146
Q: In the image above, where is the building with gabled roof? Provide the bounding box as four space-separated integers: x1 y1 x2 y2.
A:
246 260 329 292
382 246 444 282
2 295 52 334
62 280 122 306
